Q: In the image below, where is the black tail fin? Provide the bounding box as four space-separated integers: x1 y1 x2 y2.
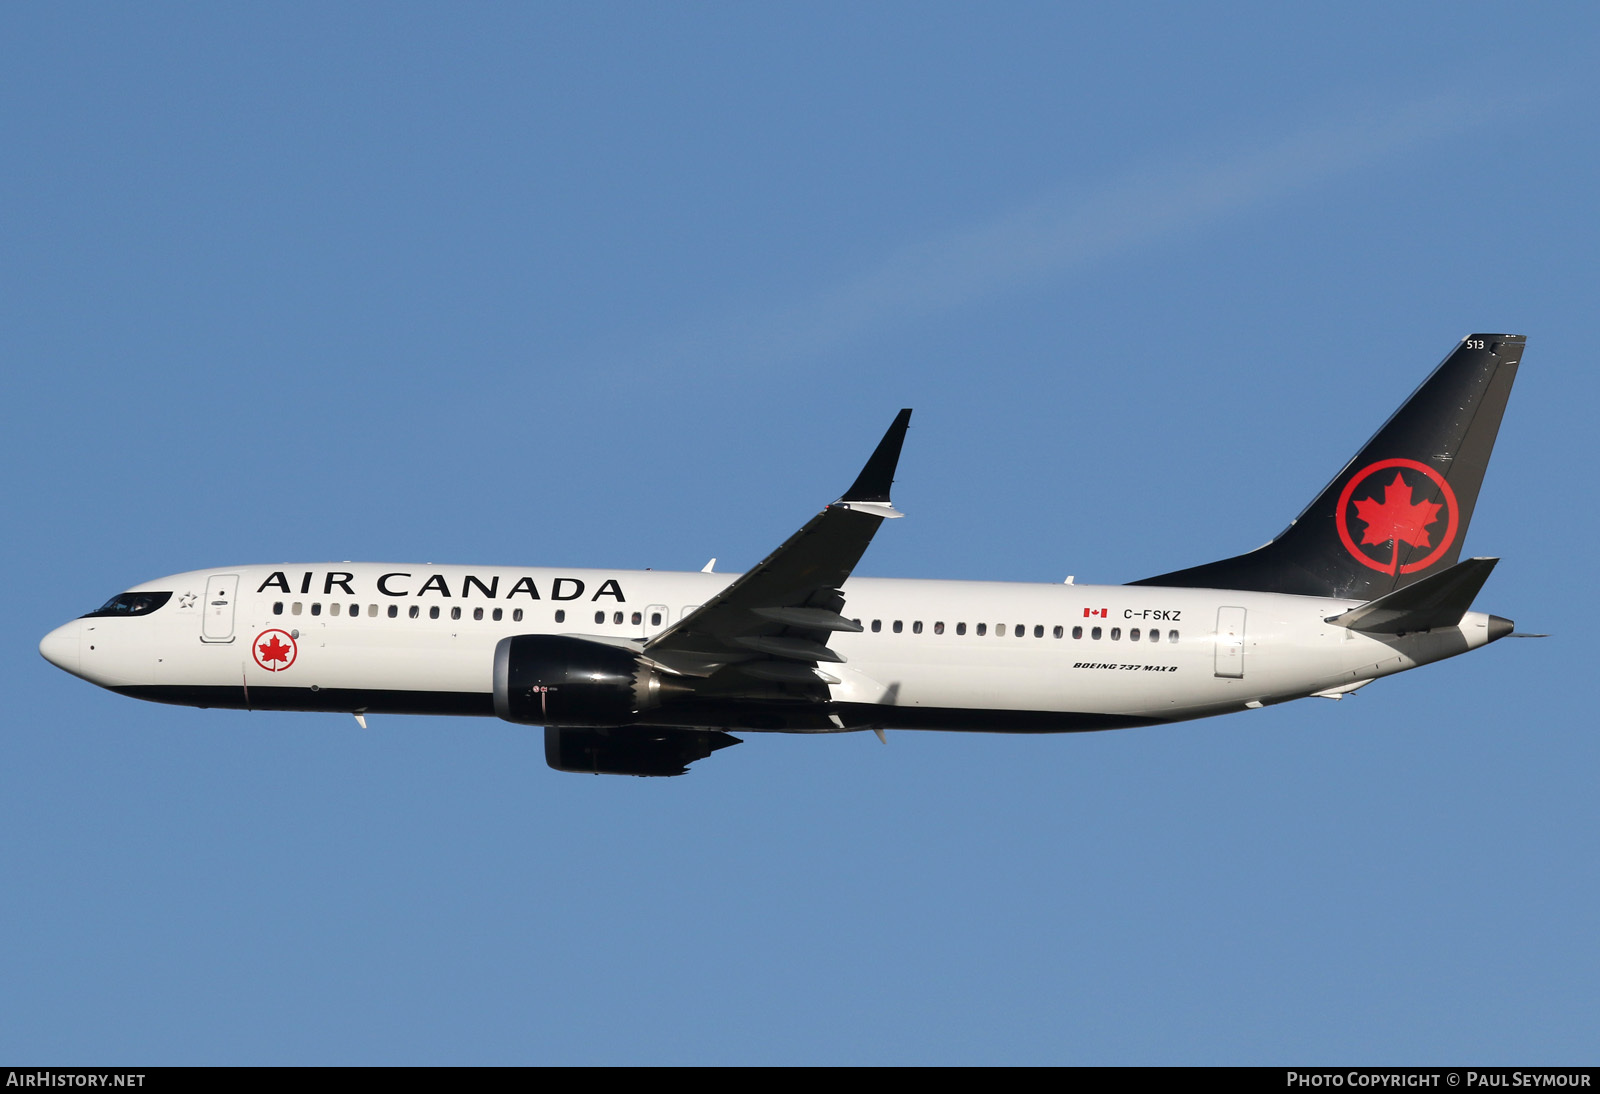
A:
1131 334 1525 600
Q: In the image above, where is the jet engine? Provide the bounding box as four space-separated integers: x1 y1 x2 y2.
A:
543 725 741 777
492 634 685 728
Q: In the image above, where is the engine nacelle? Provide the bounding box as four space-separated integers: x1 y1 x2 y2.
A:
493 634 677 727
544 726 741 777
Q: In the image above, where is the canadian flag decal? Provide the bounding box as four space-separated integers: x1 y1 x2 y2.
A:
1083 607 1107 618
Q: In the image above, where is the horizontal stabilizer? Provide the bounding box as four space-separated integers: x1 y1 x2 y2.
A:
1324 556 1498 634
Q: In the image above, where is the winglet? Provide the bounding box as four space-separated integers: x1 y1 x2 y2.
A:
840 409 912 508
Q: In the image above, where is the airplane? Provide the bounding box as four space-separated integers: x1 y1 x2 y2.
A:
40 333 1527 776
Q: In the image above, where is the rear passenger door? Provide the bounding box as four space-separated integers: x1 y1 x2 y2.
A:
1214 606 1245 678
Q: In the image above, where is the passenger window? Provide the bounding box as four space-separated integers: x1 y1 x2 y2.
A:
650 612 662 626
513 609 524 622
631 611 642 625
892 620 903 633
1110 627 1121 640
1034 625 1043 638
1169 630 1179 643
1053 625 1063 638
451 607 461 621
956 623 967 635
871 620 882 633
329 603 340 617
934 621 945 635
273 602 283 615
429 606 440 620
1148 628 1159 643
409 605 420 619
1091 626 1102 640
595 611 605 624
1072 626 1082 639
292 602 302 615
493 608 503 621
350 604 358 617
613 611 624 625
1130 627 1140 641
388 605 398 618
474 607 484 621
368 604 378 617
976 623 987 636
311 603 322 617
913 621 923 634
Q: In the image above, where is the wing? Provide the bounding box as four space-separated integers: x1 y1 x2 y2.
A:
641 409 912 696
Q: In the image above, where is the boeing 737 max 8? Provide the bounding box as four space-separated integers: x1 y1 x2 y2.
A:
40 334 1527 775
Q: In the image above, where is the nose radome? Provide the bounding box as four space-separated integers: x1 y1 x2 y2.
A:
39 620 81 676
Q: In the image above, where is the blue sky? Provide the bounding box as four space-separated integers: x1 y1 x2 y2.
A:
3 4 1596 1064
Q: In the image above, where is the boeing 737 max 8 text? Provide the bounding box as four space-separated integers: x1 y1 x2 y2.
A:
40 334 1527 775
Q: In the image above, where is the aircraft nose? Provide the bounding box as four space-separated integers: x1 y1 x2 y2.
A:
39 620 82 676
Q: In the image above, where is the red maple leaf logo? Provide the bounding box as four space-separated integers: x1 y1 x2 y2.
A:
1352 472 1443 572
1335 458 1459 577
258 635 291 665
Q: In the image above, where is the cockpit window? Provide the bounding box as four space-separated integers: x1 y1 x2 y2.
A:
82 591 173 618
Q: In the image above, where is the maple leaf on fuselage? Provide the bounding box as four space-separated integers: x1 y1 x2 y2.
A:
1352 472 1442 549
258 636 291 664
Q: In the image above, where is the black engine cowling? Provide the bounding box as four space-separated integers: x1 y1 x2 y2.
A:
493 634 678 727
544 726 741 777
494 635 737 775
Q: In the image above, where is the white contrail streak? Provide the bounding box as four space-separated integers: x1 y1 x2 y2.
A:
630 93 1505 373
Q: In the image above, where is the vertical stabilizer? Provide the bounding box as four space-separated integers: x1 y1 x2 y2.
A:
1131 334 1524 600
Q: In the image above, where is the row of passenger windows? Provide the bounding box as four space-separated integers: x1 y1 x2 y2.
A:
597 610 667 626
271 601 1178 643
274 601 564 623
271 602 680 627
859 619 1179 643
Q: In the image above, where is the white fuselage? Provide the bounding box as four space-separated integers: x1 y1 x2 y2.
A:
40 562 1501 731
